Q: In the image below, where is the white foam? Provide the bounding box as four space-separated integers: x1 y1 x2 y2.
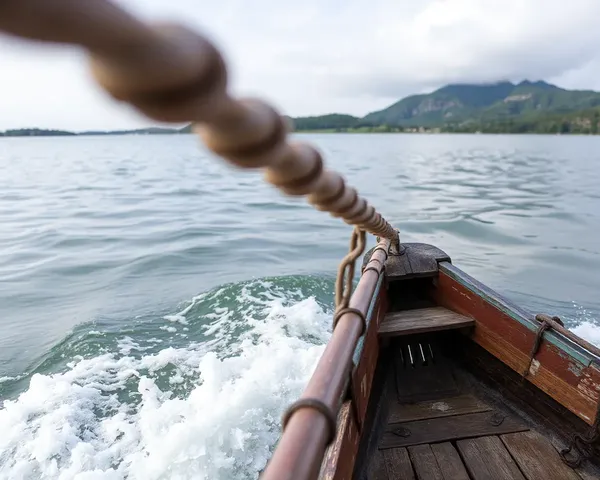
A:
0 280 331 479
163 314 189 326
159 326 177 333
572 322 600 347
0 376 23 384
568 301 600 347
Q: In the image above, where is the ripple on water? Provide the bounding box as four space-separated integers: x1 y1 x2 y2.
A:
2 134 600 479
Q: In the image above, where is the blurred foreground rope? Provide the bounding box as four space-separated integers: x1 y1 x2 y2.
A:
0 0 398 241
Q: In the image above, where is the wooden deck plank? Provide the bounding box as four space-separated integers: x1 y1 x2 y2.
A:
576 464 600 480
501 431 580 480
389 394 492 423
431 442 470 480
379 306 474 337
381 411 529 449
408 445 443 480
367 449 389 480
382 447 414 479
457 436 526 480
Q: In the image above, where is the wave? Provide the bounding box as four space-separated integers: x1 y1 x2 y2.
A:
0 277 333 479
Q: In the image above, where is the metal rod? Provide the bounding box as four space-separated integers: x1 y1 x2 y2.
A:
261 238 391 480
419 343 426 364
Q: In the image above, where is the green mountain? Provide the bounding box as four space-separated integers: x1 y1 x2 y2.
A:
4 81 600 137
289 114 362 131
362 81 600 127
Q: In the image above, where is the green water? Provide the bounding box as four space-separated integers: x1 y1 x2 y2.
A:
1 133 600 479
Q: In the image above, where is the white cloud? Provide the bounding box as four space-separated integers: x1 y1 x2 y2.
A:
1 0 600 130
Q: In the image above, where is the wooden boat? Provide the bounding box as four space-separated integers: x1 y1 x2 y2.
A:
2 4 599 479
265 241 600 480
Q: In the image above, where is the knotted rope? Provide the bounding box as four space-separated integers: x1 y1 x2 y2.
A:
0 0 397 241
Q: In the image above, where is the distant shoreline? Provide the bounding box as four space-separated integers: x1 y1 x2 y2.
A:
2 129 599 137
4 125 600 137
5 80 600 137
0 127 190 138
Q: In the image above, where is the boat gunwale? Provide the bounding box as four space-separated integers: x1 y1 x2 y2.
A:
440 262 600 367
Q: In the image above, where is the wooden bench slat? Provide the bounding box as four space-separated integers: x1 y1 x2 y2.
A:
379 306 474 337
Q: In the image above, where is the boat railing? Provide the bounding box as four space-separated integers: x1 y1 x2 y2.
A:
0 2 400 478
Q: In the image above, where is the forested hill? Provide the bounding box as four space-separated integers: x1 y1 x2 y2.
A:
290 81 600 134
4 81 600 136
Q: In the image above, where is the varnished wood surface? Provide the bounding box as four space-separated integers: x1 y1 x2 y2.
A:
457 436 526 480
501 431 581 480
378 306 474 337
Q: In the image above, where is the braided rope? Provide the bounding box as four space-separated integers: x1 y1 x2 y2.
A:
0 0 397 240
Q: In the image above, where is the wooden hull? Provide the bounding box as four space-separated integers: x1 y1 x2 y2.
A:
320 243 600 480
435 263 600 426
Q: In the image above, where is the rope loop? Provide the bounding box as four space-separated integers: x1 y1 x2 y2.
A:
332 307 366 336
282 398 337 445
335 226 366 310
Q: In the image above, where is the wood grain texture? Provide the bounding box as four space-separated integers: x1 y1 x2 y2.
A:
408 444 443 480
431 442 470 480
381 411 528 449
378 306 474 337
455 337 594 455
434 266 600 426
367 450 389 480
382 447 414 480
501 431 580 480
576 463 600 480
351 285 387 430
389 394 492 423
320 402 360 480
457 436 526 480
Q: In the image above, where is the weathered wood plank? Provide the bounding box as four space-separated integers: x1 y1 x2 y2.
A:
379 306 474 337
381 411 528 449
389 394 492 423
320 402 360 480
382 447 414 480
576 463 600 480
351 279 388 429
408 444 443 480
434 264 600 426
431 442 470 480
455 336 595 456
501 431 580 480
367 450 389 480
457 436 526 480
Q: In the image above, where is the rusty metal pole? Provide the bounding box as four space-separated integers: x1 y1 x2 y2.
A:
261 238 391 480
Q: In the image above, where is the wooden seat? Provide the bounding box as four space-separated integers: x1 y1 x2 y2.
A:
378 306 474 337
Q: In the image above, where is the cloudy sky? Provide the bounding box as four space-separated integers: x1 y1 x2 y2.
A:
1 0 600 131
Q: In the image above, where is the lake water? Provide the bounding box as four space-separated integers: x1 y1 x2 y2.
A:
1 133 600 479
